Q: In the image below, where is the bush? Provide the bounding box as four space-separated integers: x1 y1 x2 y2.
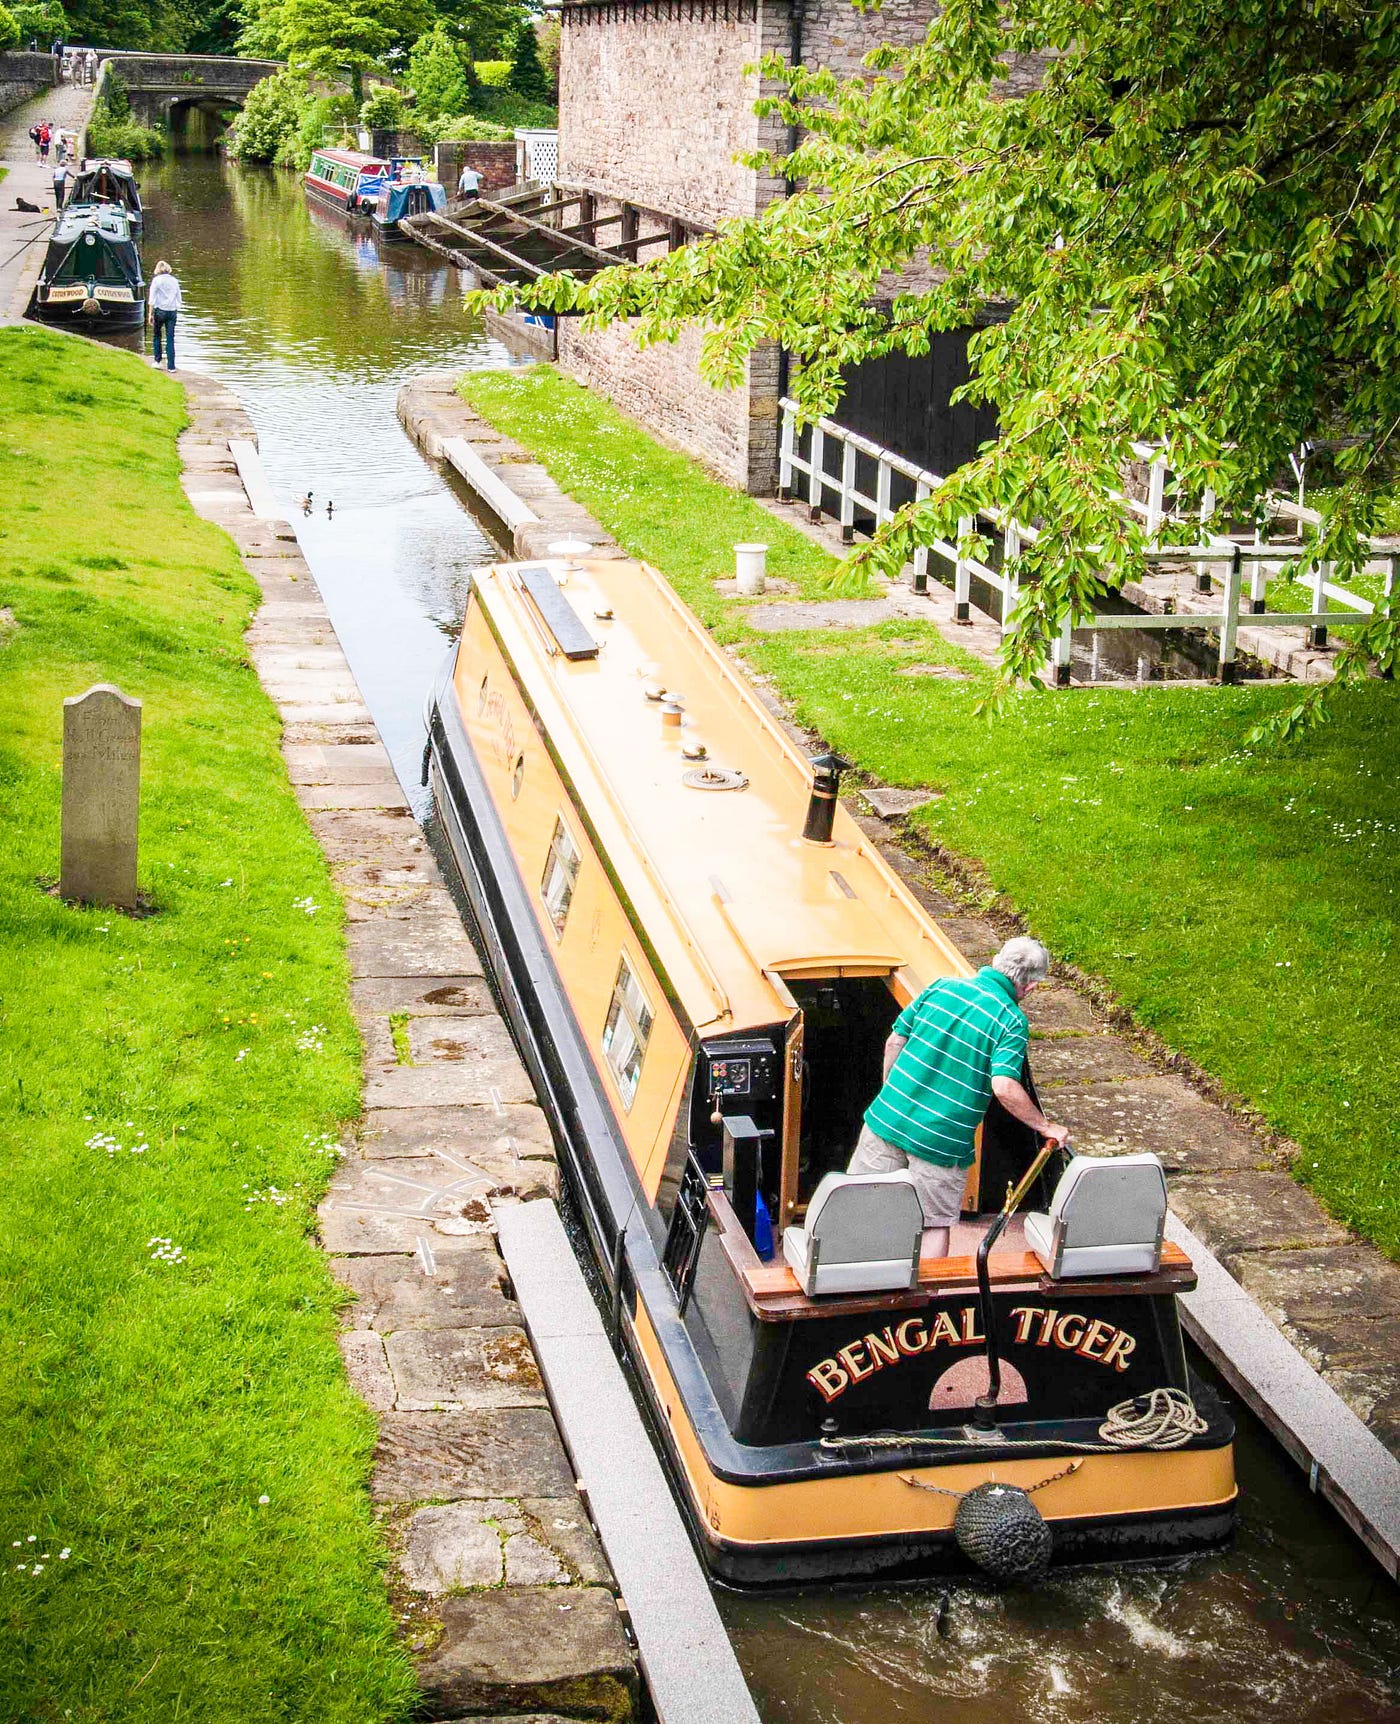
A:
538 16 559 98
226 69 308 164
0 4 20 50
87 66 165 161
504 17 550 102
474 59 510 86
407 24 471 121
415 110 512 144
359 86 407 129
290 90 356 169
12 0 64 42
86 114 165 160
473 87 555 130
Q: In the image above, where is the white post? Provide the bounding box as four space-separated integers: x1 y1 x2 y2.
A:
1250 517 1268 614
1196 489 1215 594
1002 521 1021 637
1310 559 1329 649
778 402 795 498
954 514 973 622
807 424 825 521
734 542 768 596
1146 455 1166 546
839 437 856 544
912 477 930 593
1050 614 1073 687
1219 544 1243 682
875 457 892 529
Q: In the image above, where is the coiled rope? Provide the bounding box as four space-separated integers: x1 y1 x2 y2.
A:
820 1387 1209 1462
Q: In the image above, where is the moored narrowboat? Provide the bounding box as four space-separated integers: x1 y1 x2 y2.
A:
304 148 394 215
61 157 143 231
33 203 145 326
424 553 1237 1585
372 176 447 235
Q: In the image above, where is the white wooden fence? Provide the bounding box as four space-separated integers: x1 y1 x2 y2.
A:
778 399 1398 683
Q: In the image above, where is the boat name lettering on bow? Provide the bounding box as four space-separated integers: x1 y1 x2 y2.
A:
806 1306 1139 1402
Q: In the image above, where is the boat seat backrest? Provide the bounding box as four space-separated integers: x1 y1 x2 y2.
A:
805 1171 925 1264
1050 1153 1167 1247
1024 1152 1168 1279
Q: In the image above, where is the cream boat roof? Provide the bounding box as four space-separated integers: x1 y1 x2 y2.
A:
467 556 972 1034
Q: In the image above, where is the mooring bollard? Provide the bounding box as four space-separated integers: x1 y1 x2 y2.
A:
60 684 141 909
735 542 768 596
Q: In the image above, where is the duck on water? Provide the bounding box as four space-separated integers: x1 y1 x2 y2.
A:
423 551 1237 1586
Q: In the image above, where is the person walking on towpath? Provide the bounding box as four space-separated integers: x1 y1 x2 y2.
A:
457 162 481 200
38 122 51 164
149 261 183 371
848 936 1071 1259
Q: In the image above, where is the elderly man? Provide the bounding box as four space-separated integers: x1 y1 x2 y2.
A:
849 936 1070 1257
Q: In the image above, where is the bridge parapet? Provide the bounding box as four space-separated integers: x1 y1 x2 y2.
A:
98 53 282 124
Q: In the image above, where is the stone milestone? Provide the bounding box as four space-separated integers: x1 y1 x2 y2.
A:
60 683 141 909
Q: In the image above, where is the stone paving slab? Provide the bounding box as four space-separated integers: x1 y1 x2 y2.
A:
372 1411 578 1502
1050 1075 1267 1172
399 1496 609 1592
366 1055 536 1111
351 976 497 1019
416 1587 636 1722
333 1250 517 1332
385 1326 547 1411
1170 1170 1352 1261
346 916 484 980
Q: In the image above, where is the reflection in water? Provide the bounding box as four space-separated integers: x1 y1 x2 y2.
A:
124 153 529 805
93 151 1400 1724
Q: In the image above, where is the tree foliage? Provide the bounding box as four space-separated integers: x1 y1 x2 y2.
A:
503 14 549 102
408 21 472 120
496 0 1400 728
430 0 525 61
0 4 20 50
265 0 429 102
226 67 308 162
11 1 64 45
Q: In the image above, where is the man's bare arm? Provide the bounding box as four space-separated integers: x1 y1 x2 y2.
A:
990 1076 1071 1148
882 1032 908 1080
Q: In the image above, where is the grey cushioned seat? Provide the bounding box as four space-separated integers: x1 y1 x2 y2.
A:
1024 1152 1167 1279
782 1170 923 1296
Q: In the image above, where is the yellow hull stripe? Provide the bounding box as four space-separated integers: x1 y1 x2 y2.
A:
631 1305 1236 1550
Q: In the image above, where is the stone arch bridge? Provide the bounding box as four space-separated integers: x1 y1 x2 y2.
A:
98 53 281 133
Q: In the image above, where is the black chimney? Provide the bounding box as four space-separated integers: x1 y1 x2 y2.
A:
801 752 851 845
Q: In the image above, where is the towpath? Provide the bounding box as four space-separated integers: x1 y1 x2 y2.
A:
0 75 94 322
399 371 1400 1581
178 372 640 1720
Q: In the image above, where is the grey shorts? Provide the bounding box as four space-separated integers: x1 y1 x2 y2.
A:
848 1124 969 1228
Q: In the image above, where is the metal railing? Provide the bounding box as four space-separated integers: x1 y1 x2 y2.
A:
778 399 1398 683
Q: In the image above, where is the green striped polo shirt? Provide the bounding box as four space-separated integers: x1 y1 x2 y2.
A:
864 968 1028 1167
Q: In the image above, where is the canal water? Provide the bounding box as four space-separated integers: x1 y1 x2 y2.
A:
107 152 1400 1724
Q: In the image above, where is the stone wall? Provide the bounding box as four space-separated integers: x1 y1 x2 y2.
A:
0 52 58 117
553 0 948 494
434 140 519 195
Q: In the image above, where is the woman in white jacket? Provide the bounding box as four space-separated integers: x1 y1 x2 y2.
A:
149 261 183 371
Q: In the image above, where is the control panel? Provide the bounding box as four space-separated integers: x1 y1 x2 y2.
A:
701 1039 778 1102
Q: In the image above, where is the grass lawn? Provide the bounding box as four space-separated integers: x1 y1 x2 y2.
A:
0 328 415 1721
461 365 1400 1260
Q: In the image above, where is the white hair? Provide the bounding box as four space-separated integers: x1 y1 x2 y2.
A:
993 936 1050 990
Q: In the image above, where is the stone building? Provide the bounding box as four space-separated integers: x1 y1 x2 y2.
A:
553 0 949 495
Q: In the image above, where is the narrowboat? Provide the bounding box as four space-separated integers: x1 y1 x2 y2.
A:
304 147 394 215
61 157 143 230
372 175 447 235
423 553 1237 1585
33 203 144 326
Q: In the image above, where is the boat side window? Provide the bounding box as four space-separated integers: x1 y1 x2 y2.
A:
540 815 581 939
602 954 653 1111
